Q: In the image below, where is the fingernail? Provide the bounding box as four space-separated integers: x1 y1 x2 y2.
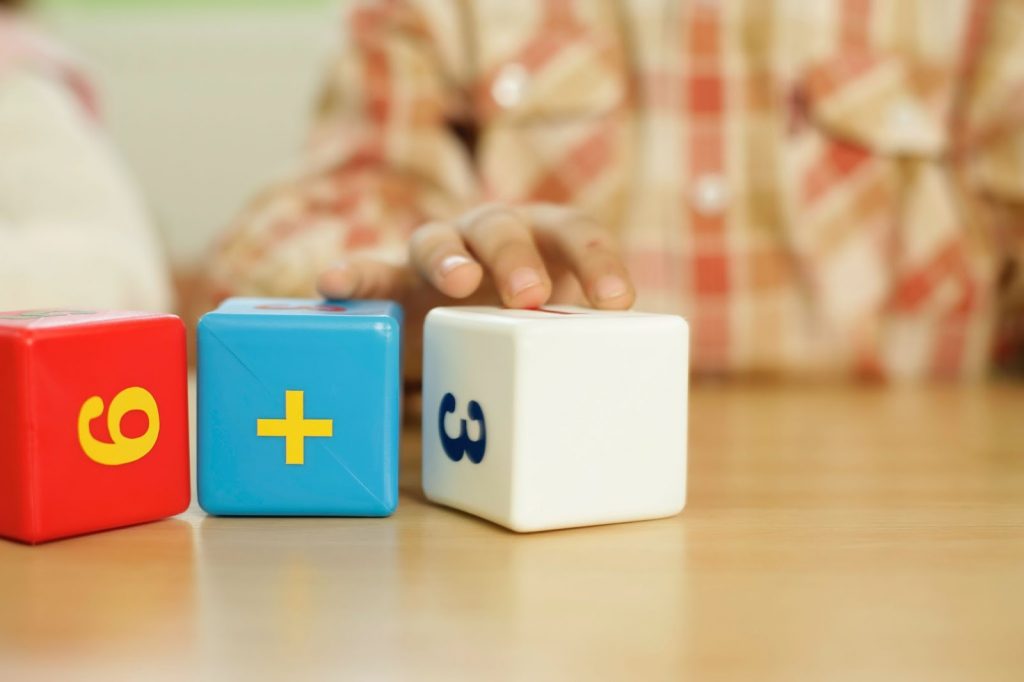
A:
437 254 475 277
594 275 628 301
507 267 543 297
328 259 350 274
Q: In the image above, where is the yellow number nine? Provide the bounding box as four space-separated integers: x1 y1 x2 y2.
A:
77 386 161 466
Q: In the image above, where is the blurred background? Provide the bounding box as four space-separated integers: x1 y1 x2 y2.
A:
38 0 335 290
12 0 1020 377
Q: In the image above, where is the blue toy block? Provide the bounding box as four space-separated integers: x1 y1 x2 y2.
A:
197 297 402 516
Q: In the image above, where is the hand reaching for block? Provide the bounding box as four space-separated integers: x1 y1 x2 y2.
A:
315 204 637 379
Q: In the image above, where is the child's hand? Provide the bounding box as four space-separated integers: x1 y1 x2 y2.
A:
316 203 635 311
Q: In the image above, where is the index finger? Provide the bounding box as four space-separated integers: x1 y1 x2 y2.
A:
457 204 553 309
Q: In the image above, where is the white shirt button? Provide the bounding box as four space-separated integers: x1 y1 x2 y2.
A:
884 97 945 153
492 63 529 109
888 98 923 133
691 174 729 216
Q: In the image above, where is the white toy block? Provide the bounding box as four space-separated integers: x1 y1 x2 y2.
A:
422 305 688 532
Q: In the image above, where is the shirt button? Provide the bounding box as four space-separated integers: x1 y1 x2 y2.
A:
492 63 529 109
691 174 729 216
888 98 923 133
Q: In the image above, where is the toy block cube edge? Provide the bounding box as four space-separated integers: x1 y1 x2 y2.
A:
0 332 33 542
196 298 402 517
510 316 688 532
421 309 518 526
421 306 688 533
0 311 191 544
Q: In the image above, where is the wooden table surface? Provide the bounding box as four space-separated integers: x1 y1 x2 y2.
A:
1 383 1022 681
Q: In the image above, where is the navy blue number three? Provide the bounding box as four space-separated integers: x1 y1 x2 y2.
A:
439 393 486 463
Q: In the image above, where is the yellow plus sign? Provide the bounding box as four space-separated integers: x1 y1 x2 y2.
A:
256 390 333 465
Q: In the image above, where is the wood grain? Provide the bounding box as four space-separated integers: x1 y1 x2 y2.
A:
1 383 1022 680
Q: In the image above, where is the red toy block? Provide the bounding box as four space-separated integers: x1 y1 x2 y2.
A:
0 309 190 544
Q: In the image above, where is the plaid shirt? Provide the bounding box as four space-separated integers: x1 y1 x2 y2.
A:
208 0 1024 380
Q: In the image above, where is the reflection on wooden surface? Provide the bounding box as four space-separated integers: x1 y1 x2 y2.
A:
0 519 195 677
1 384 1022 680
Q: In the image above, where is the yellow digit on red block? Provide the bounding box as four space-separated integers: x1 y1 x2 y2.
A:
78 386 161 466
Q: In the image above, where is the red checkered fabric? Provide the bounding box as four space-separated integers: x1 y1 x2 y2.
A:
208 0 1024 380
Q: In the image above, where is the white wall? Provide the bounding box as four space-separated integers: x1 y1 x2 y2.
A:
44 6 337 265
